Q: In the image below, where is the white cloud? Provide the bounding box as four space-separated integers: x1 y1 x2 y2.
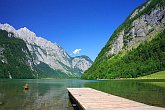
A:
73 49 82 54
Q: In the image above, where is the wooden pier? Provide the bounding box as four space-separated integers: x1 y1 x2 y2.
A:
67 88 165 110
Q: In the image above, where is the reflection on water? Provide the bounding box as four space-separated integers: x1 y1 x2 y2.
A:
84 79 165 107
0 79 164 110
0 79 94 110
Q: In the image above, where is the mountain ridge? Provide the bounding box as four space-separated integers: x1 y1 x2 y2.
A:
0 24 93 78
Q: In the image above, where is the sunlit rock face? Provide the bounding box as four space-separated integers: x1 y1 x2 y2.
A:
72 56 93 73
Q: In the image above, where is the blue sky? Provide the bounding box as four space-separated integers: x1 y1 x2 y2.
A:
0 0 145 61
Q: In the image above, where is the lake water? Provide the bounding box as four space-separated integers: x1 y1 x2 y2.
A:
0 79 164 110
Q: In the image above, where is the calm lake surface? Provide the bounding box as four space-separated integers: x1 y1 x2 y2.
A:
0 79 164 110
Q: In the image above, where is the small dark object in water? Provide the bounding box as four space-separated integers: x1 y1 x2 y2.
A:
23 83 29 90
0 102 3 105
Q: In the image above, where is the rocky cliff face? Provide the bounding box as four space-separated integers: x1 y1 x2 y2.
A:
106 0 165 57
17 27 73 75
0 24 93 77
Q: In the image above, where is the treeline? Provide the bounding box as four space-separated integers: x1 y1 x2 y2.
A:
82 29 165 79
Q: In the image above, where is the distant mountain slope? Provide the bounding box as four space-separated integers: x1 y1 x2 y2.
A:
0 24 93 79
72 55 93 73
82 0 165 79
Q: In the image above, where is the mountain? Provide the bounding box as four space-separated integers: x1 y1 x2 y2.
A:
0 24 93 79
82 0 165 79
0 30 37 78
72 55 93 73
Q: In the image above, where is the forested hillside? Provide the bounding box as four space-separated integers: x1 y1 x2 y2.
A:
82 30 165 79
82 0 165 79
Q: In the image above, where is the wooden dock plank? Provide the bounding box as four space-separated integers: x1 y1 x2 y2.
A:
67 88 165 110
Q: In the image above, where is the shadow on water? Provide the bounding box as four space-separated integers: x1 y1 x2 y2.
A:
84 79 165 107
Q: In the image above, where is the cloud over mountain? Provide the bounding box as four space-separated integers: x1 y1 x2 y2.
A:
73 48 82 54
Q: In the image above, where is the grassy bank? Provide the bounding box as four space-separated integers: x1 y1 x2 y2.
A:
137 70 165 79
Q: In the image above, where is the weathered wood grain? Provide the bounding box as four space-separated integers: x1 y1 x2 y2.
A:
67 88 165 110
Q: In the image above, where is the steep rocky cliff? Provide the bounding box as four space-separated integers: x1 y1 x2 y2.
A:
0 24 93 78
103 0 165 58
83 0 165 79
